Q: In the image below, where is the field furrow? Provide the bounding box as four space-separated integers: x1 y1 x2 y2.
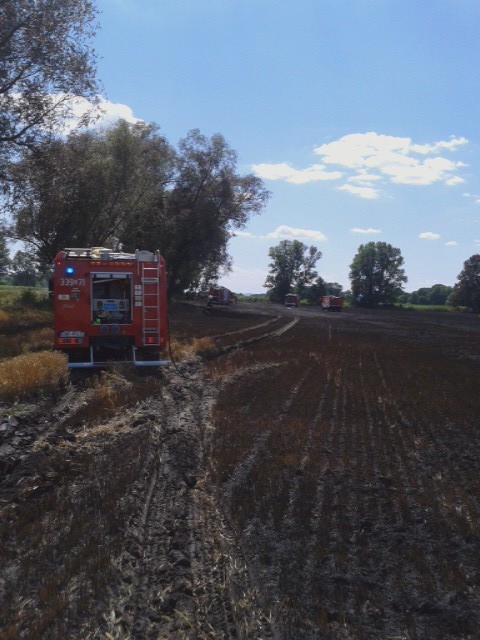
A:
210 307 480 639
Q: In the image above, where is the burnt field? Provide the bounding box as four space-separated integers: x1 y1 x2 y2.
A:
206 304 480 639
1 302 479 639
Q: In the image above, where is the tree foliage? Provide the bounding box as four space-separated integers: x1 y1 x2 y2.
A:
8 120 175 268
10 250 37 287
0 0 98 171
349 241 407 307
124 129 269 294
0 232 10 280
7 122 269 295
265 239 322 303
303 276 327 304
405 284 452 306
450 254 480 312
325 282 343 296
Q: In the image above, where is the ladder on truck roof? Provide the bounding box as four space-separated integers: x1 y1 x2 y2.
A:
141 261 161 347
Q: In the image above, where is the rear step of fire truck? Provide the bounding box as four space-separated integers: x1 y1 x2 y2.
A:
69 344 169 367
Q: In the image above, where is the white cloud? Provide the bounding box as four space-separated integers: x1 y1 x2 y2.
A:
49 94 143 134
419 232 441 240
429 138 469 152
350 227 382 234
445 241 459 246
265 225 327 242
445 176 465 186
462 193 480 204
252 132 467 199
338 184 381 199
347 172 382 185
252 162 342 184
314 133 467 188
383 156 466 186
231 230 255 238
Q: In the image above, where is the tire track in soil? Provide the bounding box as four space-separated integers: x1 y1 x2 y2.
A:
99 362 276 640
217 351 315 630
200 318 298 362
102 317 300 638
221 361 313 507
208 315 282 340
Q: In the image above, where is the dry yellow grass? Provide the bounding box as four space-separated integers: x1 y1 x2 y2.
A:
170 337 215 360
0 307 51 328
0 350 69 401
21 327 55 353
61 369 163 429
90 369 132 413
0 328 55 360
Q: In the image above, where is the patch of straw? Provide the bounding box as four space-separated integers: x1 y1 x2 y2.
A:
170 337 215 360
0 350 69 401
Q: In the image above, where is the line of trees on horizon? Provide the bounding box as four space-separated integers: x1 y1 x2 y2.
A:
263 239 480 313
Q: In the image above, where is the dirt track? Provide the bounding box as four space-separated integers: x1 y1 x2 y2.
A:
1 302 479 639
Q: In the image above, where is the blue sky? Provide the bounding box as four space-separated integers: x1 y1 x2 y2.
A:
87 0 480 293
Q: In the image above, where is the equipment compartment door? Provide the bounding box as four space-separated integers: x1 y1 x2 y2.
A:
91 272 133 324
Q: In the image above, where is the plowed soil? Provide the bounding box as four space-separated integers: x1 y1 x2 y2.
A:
1 301 479 639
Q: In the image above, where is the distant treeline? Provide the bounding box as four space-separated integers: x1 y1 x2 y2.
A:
399 284 453 306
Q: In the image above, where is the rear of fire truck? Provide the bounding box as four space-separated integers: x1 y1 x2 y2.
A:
53 247 168 367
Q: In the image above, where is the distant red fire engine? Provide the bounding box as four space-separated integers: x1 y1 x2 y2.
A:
209 286 236 305
284 293 300 308
320 295 344 311
52 247 168 367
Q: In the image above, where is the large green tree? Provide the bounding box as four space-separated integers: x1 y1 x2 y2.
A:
0 0 99 172
449 254 480 312
265 239 322 303
8 124 269 295
349 241 407 307
8 120 175 269
123 129 269 295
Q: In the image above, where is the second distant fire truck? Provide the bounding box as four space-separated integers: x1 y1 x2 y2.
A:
209 286 236 305
284 293 300 308
52 247 168 367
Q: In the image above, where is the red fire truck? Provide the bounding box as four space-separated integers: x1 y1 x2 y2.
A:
210 286 236 305
320 295 344 311
52 247 168 367
284 293 300 308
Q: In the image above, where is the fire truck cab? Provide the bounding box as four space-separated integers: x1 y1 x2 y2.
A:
53 247 168 367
